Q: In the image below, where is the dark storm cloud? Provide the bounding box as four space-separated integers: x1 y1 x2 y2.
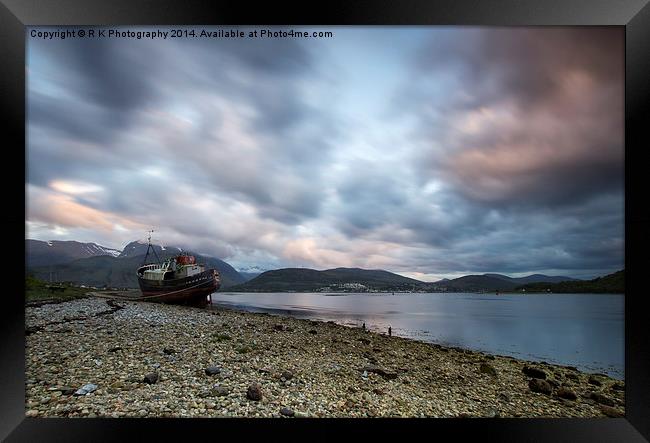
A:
402 27 623 209
29 37 163 142
28 28 339 227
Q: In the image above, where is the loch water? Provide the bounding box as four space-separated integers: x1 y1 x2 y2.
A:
210 292 624 379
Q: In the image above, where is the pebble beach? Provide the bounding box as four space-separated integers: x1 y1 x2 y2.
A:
25 297 626 418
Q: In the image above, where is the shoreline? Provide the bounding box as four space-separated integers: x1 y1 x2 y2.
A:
25 297 625 418
207 302 624 381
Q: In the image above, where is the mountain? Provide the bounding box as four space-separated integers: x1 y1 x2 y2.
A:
27 240 246 289
26 239 121 268
516 270 624 293
236 266 268 282
118 240 183 258
228 267 425 292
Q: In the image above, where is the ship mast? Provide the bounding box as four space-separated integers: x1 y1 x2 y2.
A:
142 229 161 265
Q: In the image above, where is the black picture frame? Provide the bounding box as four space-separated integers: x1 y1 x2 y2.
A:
2 0 649 441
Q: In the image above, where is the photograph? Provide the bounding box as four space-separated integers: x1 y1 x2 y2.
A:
24 25 626 420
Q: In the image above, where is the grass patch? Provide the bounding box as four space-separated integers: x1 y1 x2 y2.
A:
25 275 90 303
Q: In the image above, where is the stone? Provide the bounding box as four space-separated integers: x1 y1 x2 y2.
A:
600 405 624 418
162 348 176 355
59 387 76 396
528 379 552 395
556 387 577 400
281 370 294 381
498 392 510 402
479 363 497 377
590 392 616 406
143 372 159 384
205 365 221 376
361 365 398 380
293 411 308 418
74 383 98 396
212 386 230 397
588 375 602 386
108 346 122 352
611 382 625 392
247 383 263 401
522 366 547 380
280 407 294 417
110 381 125 391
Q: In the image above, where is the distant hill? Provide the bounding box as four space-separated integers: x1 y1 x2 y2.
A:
440 275 520 291
26 239 121 268
483 273 580 284
228 267 425 292
27 239 246 289
516 270 624 293
239 272 262 282
433 273 581 292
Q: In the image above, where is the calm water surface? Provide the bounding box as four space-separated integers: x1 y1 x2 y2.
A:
210 292 624 379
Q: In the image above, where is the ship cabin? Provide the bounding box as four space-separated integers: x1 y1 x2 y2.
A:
140 255 203 281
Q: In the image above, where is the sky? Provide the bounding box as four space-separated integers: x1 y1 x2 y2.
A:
26 26 624 281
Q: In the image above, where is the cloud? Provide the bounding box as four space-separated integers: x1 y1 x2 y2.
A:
25 27 624 279
402 27 623 209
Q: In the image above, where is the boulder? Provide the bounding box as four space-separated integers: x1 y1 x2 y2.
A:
247 383 263 401
522 366 547 380
280 407 295 417
479 363 498 378
143 372 159 384
212 386 230 397
611 382 625 392
528 379 552 395
590 392 616 406
556 387 577 400
588 375 603 386
600 405 624 418
205 365 221 376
